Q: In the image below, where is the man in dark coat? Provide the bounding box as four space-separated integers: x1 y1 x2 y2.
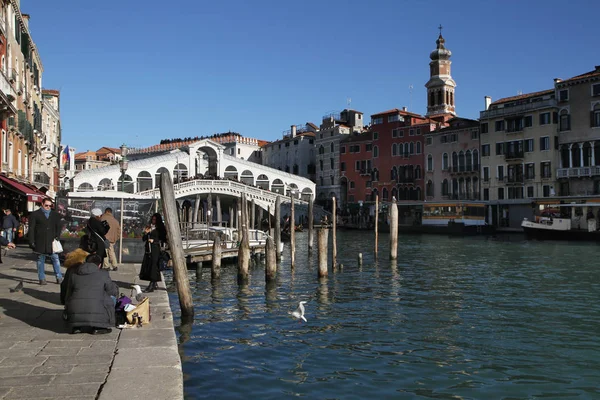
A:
28 199 63 285
2 208 19 243
0 235 16 264
64 253 119 334
87 208 109 264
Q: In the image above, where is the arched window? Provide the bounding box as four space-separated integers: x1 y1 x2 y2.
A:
465 150 472 171
155 167 170 188
77 183 94 192
416 141 421 154
473 150 479 170
391 166 397 181
330 142 334 152
382 188 388 200
319 145 325 155
415 165 421 180
452 152 458 172
442 179 449 196
426 180 433 197
427 154 433 171
442 153 449 170
136 171 153 192
409 142 414 154
458 151 465 172
583 142 592 167
594 103 600 128
392 143 397 156
560 144 570 168
571 144 581 168
173 163 188 183
374 146 379 158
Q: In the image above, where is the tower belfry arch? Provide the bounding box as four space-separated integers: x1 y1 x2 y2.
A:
425 27 457 119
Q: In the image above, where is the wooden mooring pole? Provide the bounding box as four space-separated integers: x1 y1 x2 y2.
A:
265 236 276 282
274 196 281 261
237 193 250 284
290 194 295 268
317 227 328 278
389 201 398 260
374 194 379 260
159 171 194 318
308 196 314 252
332 196 337 269
211 235 221 280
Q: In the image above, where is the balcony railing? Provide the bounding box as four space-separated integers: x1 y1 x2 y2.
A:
0 70 17 107
505 150 524 160
557 166 600 178
480 98 556 119
507 176 525 184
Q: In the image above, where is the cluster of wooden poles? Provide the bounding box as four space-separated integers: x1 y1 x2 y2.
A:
158 171 400 320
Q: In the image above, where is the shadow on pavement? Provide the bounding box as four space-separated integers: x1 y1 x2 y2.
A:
22 287 63 306
0 298 69 333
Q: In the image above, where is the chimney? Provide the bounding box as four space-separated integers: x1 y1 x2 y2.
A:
484 96 492 111
554 78 562 84
402 107 407 112
21 14 30 30
291 125 297 137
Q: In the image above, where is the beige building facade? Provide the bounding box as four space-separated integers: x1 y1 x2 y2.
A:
424 117 480 202
555 66 600 196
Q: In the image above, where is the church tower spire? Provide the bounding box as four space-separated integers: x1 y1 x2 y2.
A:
425 26 456 118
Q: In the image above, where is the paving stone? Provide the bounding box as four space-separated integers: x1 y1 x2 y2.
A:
117 337 176 349
52 372 107 385
31 364 74 375
37 347 83 357
0 374 55 387
43 355 113 365
0 366 34 378
113 347 181 368
71 364 110 374
0 348 40 358
99 366 183 400
9 341 49 351
45 339 94 348
5 383 101 399
0 356 47 367
77 347 115 356
0 342 18 350
0 387 11 398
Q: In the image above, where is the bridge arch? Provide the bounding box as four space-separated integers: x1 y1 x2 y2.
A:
155 167 170 188
224 165 238 180
98 178 114 191
173 163 188 183
78 182 94 192
240 170 254 186
272 179 284 194
256 174 269 190
137 171 153 192
301 187 313 202
196 146 219 177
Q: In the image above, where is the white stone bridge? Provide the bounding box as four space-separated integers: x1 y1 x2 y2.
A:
70 139 316 216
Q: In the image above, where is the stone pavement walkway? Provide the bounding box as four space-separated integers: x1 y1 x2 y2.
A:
0 245 183 400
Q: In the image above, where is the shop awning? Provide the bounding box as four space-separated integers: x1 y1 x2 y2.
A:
0 175 47 203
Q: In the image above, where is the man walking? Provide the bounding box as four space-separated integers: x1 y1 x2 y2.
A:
28 199 63 285
2 208 19 243
100 207 120 271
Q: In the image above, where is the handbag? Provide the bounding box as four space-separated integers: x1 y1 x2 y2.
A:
52 239 63 253
126 297 150 325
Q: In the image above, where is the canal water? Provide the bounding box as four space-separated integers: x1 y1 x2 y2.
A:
166 231 600 399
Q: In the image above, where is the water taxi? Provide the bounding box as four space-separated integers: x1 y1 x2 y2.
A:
522 200 600 241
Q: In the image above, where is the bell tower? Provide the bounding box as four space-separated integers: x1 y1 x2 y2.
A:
425 25 456 118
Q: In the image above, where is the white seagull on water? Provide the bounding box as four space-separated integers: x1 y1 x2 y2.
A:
290 301 308 322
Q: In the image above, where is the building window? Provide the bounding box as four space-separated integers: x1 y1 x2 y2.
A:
541 162 552 178
525 139 534 152
527 186 534 198
330 176 334 185
483 188 489 200
417 128 421 135
330 142 334 152
540 136 550 151
539 112 551 125
350 181 355 189
498 165 504 180
524 115 533 127
392 143 397 156
559 110 571 131
340 146 346 154
498 187 505 200
427 154 433 171
388 115 402 123
592 104 600 127
543 185 551 197
482 144 490 157
330 158 334 169
471 130 478 140
559 89 569 102
496 142 505 156
481 123 488 134
373 146 379 158
495 120 505 132
526 163 535 180
372 117 383 125
593 84 600 97
426 137 433 145
319 160 323 171
409 142 414 154
483 166 489 182
409 129 415 136
416 142 421 154
392 129 398 138
442 153 449 170
341 162 345 172
373 132 379 140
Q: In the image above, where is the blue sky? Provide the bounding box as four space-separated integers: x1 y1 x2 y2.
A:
28 0 597 153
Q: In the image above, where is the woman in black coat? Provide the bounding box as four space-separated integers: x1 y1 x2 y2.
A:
65 253 118 334
139 213 167 292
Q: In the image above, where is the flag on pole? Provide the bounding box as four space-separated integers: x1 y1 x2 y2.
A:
62 146 70 168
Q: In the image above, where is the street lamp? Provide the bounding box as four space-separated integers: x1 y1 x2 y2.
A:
119 144 129 192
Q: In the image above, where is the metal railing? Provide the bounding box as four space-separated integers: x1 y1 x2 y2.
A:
480 98 555 119
0 70 17 105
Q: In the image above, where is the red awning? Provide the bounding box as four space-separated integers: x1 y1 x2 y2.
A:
0 175 47 202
